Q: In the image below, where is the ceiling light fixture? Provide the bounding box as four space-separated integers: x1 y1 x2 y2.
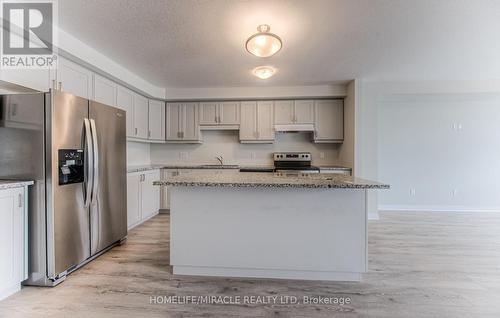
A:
253 66 276 79
246 24 282 57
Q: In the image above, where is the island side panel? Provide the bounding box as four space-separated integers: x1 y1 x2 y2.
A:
169 186 367 281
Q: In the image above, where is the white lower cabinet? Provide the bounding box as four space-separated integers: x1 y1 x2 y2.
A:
0 186 27 301
127 170 161 230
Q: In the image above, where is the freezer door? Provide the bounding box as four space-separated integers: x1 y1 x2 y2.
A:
89 101 127 255
47 90 91 277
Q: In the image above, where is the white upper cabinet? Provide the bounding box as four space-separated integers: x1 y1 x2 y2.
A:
148 99 165 141
219 101 240 125
256 101 274 141
294 100 315 124
166 103 200 142
274 100 294 124
199 101 240 127
133 94 149 139
56 57 93 99
199 102 218 125
182 102 200 141
93 74 117 106
239 101 257 141
0 69 51 92
274 100 314 124
116 86 135 137
314 99 344 143
239 101 274 143
166 103 182 141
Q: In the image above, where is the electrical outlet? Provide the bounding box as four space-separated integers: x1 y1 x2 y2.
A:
319 152 325 159
410 188 416 196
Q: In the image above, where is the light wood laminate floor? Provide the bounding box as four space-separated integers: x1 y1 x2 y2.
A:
0 212 499 318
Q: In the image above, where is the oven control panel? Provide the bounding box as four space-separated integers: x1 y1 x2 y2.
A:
273 152 311 162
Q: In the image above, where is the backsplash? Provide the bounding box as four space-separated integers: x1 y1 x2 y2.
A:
150 130 341 166
127 141 151 166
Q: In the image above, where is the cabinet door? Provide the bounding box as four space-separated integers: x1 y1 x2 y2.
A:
199 102 218 125
141 170 160 220
148 100 165 141
239 101 257 141
93 74 117 106
126 174 141 229
133 94 149 139
0 69 51 92
116 86 135 137
257 101 275 141
182 103 199 141
57 57 93 99
219 102 240 125
294 100 315 124
314 99 344 142
166 103 182 141
0 188 24 292
274 100 294 124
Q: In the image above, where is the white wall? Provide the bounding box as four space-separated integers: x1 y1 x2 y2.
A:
358 80 500 213
127 142 151 166
150 131 340 166
378 92 500 212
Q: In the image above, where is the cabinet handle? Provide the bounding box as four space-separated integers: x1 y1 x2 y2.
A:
18 193 23 208
148 130 151 138
214 116 218 123
52 79 57 89
135 128 138 135
58 81 62 90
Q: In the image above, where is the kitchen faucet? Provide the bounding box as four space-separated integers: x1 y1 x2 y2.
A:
215 155 224 166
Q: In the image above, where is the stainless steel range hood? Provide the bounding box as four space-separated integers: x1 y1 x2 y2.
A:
274 124 315 132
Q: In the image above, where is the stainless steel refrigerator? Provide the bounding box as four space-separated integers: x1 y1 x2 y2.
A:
0 89 127 286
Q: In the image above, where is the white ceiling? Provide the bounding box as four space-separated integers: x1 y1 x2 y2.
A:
59 0 500 88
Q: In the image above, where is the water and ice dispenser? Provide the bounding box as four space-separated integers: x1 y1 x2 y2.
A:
58 149 84 185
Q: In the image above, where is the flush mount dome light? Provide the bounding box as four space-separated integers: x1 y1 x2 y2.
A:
253 66 276 79
246 24 282 57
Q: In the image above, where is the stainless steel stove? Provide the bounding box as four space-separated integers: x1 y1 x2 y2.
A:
273 152 320 173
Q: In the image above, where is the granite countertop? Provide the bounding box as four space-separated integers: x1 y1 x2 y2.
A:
128 164 352 173
0 180 34 190
153 171 389 189
127 164 240 173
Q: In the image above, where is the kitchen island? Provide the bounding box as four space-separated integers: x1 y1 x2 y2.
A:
154 171 388 282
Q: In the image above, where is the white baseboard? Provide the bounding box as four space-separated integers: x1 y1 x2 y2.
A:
378 204 500 213
368 212 380 220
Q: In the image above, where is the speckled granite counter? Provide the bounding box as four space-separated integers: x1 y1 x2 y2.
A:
128 164 352 173
153 171 388 189
0 180 34 190
127 164 240 173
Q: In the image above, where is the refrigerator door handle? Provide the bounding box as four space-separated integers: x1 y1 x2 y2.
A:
90 119 99 204
83 118 94 208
